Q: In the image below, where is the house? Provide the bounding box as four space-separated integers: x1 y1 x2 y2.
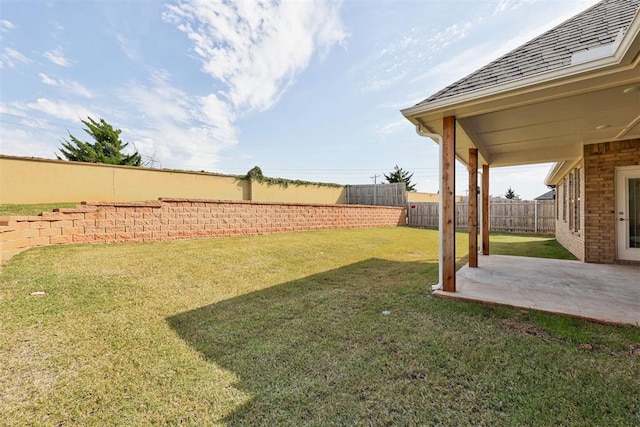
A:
533 189 555 201
401 0 640 292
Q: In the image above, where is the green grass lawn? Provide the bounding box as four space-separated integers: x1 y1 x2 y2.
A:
489 232 578 260
0 202 79 217
1 228 638 425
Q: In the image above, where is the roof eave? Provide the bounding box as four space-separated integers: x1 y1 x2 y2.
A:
401 54 630 120
545 162 567 186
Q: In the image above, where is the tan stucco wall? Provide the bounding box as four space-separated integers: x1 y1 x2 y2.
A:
251 181 346 204
0 156 247 204
407 192 461 203
407 192 439 203
0 155 346 205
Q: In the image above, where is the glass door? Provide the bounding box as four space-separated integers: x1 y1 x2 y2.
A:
617 167 640 261
629 178 640 249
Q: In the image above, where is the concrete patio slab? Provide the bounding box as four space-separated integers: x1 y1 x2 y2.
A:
433 255 640 326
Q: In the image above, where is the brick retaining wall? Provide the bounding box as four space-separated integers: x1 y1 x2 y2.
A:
0 198 406 264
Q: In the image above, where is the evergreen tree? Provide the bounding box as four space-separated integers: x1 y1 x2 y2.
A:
57 117 142 166
384 165 416 191
504 186 519 200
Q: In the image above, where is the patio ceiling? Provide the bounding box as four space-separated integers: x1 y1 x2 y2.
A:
401 3 640 175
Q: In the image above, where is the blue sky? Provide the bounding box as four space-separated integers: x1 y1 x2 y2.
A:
0 0 600 200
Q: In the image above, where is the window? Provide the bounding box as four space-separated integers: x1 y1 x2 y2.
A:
563 178 567 222
553 185 560 221
569 172 574 230
563 168 581 233
574 168 581 232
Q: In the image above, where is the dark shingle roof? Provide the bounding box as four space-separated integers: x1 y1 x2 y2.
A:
534 189 556 201
417 0 640 106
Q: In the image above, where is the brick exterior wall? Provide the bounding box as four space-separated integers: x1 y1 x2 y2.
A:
555 160 585 261
582 139 640 263
0 198 407 264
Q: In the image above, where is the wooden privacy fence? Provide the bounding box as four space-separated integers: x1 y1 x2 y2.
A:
345 183 407 207
408 200 555 234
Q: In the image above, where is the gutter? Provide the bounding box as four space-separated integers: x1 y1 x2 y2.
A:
415 124 444 291
544 162 566 186
544 157 582 186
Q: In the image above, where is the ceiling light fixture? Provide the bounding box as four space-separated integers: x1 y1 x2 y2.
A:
595 124 610 130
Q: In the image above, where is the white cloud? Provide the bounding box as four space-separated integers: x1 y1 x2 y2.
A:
0 19 15 30
0 104 60 157
200 93 236 142
127 122 230 171
0 102 59 133
153 0 345 169
115 71 238 170
425 23 473 52
5 68 240 169
378 94 428 110
115 33 139 60
0 103 27 118
0 126 59 159
360 21 472 93
490 0 533 16
0 47 31 68
163 0 346 113
410 42 495 89
125 71 195 124
25 98 95 122
43 47 72 67
38 73 93 98
377 119 407 135
38 73 56 86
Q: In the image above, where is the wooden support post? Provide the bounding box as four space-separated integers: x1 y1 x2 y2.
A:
442 116 456 292
468 148 478 268
482 164 490 255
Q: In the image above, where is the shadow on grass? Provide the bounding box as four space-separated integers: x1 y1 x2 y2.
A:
167 258 441 425
166 256 640 425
